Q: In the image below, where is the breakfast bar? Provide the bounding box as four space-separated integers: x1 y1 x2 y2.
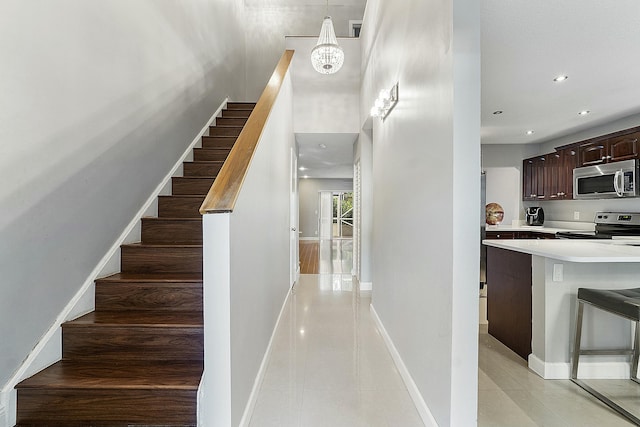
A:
483 238 640 380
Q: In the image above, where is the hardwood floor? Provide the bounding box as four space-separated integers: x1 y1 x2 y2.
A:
299 241 319 274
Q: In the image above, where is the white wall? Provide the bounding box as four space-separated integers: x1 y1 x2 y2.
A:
481 144 541 221
286 37 361 134
361 0 480 425
484 168 521 225
244 0 366 100
0 0 245 401
298 178 353 238
200 71 294 426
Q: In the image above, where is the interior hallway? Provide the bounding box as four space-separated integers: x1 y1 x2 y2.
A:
249 239 424 426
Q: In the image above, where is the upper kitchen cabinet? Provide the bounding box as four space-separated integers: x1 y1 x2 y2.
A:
521 126 640 202
522 145 577 201
608 130 640 162
558 145 578 200
578 137 608 166
545 152 562 200
522 155 546 201
577 128 640 167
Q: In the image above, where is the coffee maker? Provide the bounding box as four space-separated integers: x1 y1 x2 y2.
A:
525 207 545 226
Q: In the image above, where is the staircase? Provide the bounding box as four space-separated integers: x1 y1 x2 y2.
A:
14 102 256 426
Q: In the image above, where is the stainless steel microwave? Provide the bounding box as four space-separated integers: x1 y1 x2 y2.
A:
574 159 640 199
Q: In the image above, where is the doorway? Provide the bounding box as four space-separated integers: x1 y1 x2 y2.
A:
319 191 354 239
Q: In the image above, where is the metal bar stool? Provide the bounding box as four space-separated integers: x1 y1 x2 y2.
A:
572 287 640 425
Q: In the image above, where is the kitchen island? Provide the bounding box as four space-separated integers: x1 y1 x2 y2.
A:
483 238 640 380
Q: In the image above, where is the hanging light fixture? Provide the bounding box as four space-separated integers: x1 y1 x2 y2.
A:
310 0 344 74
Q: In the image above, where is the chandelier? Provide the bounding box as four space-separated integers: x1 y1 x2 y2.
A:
310 1 344 74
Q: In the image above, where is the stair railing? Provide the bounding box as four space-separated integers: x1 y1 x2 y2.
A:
198 50 295 427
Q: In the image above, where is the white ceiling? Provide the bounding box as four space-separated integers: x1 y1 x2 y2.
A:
297 133 357 178
482 0 640 145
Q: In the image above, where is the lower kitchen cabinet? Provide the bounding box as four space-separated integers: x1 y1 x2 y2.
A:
485 230 556 240
486 246 532 360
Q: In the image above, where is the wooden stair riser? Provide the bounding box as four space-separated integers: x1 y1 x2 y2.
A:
95 281 203 312
171 177 215 196
141 218 202 244
62 326 203 361
226 102 256 110
121 246 202 274
221 109 252 118
157 196 203 218
183 161 223 177
17 389 196 425
193 148 232 162
11 102 256 425
215 117 247 127
208 126 242 137
200 136 236 149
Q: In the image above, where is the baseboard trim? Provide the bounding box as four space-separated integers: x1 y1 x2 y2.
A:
0 99 229 427
529 354 631 379
239 286 294 427
370 305 438 427
359 281 372 291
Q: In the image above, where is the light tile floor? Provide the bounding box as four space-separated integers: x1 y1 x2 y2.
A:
478 324 635 426
250 239 637 426
249 239 423 427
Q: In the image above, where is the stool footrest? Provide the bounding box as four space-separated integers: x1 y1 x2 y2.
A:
580 349 634 356
572 379 640 425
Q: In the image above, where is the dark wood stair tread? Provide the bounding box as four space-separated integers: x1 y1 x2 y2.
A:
17 360 202 390
121 243 202 248
97 272 203 282
65 311 203 327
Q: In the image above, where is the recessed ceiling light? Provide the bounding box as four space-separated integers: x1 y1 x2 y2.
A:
302 175 309 179
493 110 503 115
578 110 590 116
299 166 307 171
553 75 568 82
526 130 535 135
319 143 327 149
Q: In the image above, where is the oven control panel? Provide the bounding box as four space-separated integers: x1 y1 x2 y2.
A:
595 212 640 225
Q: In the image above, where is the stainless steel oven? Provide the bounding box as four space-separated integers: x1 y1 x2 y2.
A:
574 159 640 199
556 212 640 239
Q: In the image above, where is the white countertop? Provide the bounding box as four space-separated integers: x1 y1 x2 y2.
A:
483 238 640 262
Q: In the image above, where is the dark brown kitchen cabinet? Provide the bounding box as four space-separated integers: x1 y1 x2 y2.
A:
577 130 640 167
545 152 562 200
522 156 546 201
487 246 532 360
521 126 640 201
558 145 578 199
485 230 556 240
609 131 640 162
578 138 607 166
485 231 516 239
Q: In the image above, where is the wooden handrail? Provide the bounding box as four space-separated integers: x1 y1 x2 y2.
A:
199 50 295 214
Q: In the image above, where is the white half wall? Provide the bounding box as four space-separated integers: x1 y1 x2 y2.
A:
0 0 246 400
361 0 480 425
200 71 294 426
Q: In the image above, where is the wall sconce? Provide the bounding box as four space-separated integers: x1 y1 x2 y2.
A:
370 83 398 120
